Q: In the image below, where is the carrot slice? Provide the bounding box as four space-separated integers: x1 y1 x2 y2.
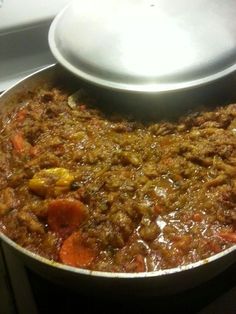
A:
11 132 25 153
48 199 87 237
218 232 236 243
59 231 96 268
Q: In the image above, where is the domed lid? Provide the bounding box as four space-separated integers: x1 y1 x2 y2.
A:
49 0 236 92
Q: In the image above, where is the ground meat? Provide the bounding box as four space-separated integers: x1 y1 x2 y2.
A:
0 188 19 215
0 87 236 273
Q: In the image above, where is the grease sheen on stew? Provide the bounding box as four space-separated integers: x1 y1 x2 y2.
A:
0 87 236 273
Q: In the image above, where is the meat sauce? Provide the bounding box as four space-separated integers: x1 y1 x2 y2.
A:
0 87 236 273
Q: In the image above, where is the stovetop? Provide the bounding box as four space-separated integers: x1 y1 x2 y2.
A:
0 0 70 92
1 242 235 314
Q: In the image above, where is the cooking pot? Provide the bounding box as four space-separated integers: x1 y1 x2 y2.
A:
0 64 236 296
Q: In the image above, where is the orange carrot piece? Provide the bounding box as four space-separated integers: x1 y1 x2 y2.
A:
48 199 87 237
218 232 236 243
11 133 25 153
59 232 96 268
134 254 146 272
16 108 27 123
192 213 203 222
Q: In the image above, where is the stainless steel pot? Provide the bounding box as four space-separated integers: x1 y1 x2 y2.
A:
0 64 236 296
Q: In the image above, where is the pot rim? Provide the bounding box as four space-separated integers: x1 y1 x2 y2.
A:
0 231 236 279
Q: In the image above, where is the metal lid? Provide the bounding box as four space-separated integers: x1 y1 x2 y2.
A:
49 0 236 92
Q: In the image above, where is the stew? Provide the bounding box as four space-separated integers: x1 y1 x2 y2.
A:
0 87 236 272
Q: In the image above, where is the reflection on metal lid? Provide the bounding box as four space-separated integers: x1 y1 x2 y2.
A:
49 0 236 92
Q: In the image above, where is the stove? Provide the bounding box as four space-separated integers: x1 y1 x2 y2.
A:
0 0 70 91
